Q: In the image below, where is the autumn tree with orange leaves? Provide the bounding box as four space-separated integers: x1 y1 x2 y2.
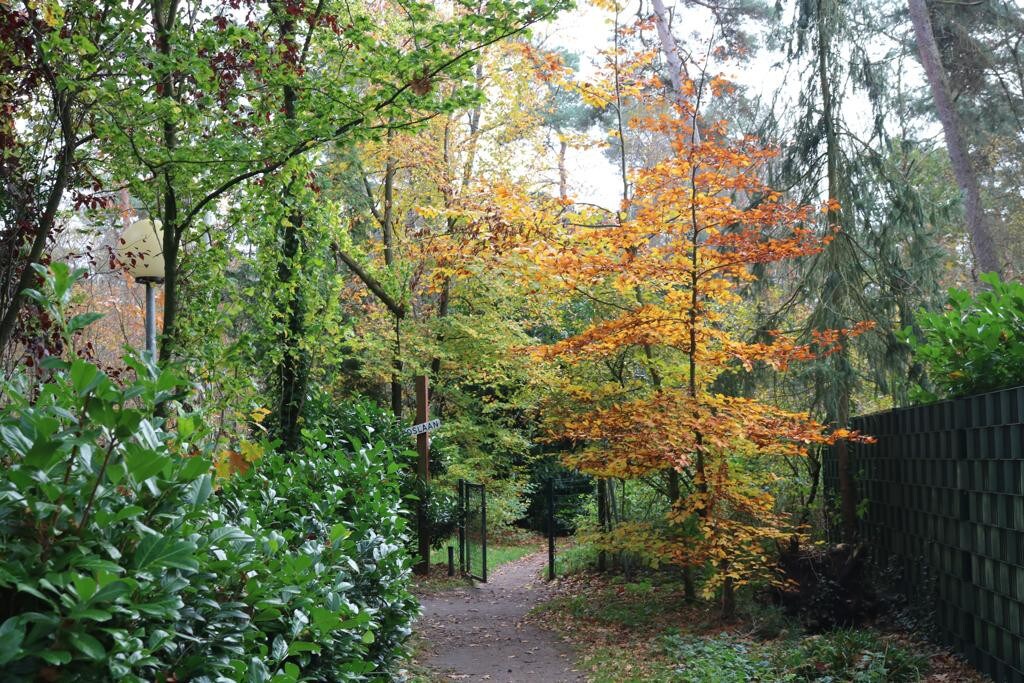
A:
516 14 871 617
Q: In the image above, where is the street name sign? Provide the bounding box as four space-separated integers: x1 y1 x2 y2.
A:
404 418 441 436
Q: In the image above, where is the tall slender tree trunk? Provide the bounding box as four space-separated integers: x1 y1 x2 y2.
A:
648 3 706 603
273 4 308 450
0 94 75 354
835 391 856 541
650 0 700 144
154 0 180 366
557 138 569 202
666 468 697 599
378 131 405 419
597 478 608 572
391 314 403 420
276 168 307 450
429 278 449 382
816 0 858 543
907 0 1001 278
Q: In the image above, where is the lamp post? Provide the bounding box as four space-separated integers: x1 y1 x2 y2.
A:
119 218 165 361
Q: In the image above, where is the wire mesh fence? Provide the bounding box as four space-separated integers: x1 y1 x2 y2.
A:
461 480 487 582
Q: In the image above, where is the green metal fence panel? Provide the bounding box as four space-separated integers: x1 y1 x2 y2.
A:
463 481 487 582
826 386 1024 683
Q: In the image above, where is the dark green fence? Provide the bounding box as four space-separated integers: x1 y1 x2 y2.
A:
825 386 1024 682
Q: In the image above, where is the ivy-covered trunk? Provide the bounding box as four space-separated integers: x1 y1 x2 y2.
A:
273 5 309 451
153 0 180 367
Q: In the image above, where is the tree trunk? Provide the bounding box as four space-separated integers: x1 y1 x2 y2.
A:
597 478 608 572
276 177 307 449
650 0 700 144
907 0 1001 278
381 133 404 418
836 392 857 542
721 566 736 619
0 94 75 354
429 277 449 382
273 4 308 450
154 0 180 366
667 469 697 600
816 0 859 543
557 138 568 202
645 5 708 601
391 315 403 420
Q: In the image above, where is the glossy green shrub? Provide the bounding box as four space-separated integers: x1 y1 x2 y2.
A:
0 265 417 681
406 480 461 553
217 424 417 679
905 273 1024 400
0 265 219 680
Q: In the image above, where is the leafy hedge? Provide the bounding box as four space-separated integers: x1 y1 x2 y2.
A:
308 388 460 553
905 273 1024 400
0 265 417 682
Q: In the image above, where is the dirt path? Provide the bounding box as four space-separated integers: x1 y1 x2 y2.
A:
414 551 584 682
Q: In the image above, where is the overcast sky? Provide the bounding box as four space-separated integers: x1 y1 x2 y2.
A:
536 2 785 207
533 0 916 208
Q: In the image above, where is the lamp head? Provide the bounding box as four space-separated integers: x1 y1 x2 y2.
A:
120 218 165 283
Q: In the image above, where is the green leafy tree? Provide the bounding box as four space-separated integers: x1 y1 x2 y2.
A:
0 0 128 358
92 0 567 368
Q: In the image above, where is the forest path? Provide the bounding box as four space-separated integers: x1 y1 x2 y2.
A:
414 551 584 682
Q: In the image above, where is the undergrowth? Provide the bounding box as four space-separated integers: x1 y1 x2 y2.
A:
533 569 968 683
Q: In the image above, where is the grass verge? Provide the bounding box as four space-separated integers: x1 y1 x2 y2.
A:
414 532 544 593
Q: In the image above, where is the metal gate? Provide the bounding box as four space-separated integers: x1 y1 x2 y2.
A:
458 479 487 582
545 477 595 580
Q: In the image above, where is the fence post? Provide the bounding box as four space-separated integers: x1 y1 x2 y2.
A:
481 485 488 582
547 479 556 581
458 478 466 574
597 478 608 572
954 397 972 612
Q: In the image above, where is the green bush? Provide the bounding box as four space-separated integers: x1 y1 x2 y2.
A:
216 424 417 680
0 265 214 679
409 481 461 552
307 390 460 556
0 265 417 682
905 273 1024 400
659 628 925 683
778 629 926 682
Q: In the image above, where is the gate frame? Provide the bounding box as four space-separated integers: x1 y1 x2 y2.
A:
458 478 487 582
545 477 596 580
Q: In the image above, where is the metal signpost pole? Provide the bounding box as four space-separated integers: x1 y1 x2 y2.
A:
144 280 156 361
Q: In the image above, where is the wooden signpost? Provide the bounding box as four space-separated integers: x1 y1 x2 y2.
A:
412 376 438 576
